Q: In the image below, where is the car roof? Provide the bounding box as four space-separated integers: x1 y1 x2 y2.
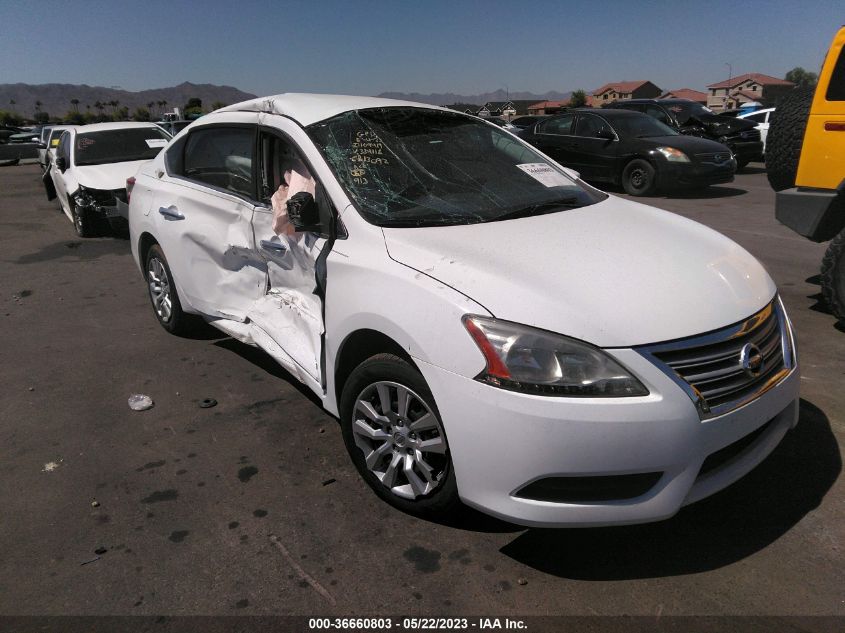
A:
71 122 166 134
217 93 449 127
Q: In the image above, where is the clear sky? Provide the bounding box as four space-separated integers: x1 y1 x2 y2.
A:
0 0 840 96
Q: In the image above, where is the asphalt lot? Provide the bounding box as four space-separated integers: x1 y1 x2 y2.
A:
1 163 843 619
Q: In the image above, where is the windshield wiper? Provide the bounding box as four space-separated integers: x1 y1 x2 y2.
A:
493 197 580 222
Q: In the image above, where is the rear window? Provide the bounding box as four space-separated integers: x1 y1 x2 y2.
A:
74 128 171 166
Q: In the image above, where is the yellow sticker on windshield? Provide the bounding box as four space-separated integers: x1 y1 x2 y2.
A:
51 138 60 147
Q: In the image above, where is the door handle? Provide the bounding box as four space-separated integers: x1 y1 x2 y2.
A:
260 240 287 254
158 206 184 220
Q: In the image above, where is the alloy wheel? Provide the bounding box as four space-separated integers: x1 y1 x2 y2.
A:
147 257 173 323
351 381 448 500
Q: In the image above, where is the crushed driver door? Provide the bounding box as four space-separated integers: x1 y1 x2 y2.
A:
246 123 329 386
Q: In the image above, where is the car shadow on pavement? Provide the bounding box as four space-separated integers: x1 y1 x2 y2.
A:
499 398 840 579
14 237 128 264
662 186 748 200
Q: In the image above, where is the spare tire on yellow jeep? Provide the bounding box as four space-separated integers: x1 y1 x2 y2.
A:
769 26 845 324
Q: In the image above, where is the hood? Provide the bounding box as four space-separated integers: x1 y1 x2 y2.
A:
74 160 148 191
382 197 775 347
688 114 756 136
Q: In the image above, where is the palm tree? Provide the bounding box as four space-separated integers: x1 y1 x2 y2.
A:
147 101 155 116
35 100 42 112
9 99 16 113
70 99 80 112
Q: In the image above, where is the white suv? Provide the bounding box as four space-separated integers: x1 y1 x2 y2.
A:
128 94 799 527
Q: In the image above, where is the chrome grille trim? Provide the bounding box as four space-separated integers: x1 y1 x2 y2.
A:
635 297 795 420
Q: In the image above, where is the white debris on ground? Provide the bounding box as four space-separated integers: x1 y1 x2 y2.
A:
128 394 154 411
42 460 63 472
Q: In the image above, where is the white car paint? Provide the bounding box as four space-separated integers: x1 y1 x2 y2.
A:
39 125 76 170
129 93 799 527
738 107 775 155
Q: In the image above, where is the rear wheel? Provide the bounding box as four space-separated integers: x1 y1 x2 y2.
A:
145 244 194 335
821 229 845 325
765 86 815 191
340 354 460 518
622 159 657 196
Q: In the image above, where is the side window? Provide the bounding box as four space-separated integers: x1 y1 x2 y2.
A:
57 132 71 162
574 114 611 138
745 112 766 123
645 105 670 124
537 114 574 135
259 132 328 237
181 127 256 198
826 45 845 101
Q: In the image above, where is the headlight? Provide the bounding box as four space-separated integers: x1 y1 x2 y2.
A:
463 315 649 397
655 147 690 163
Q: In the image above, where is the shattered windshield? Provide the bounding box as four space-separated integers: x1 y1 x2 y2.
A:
307 108 606 227
74 128 171 166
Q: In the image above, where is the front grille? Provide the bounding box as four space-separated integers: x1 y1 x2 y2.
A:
637 299 794 419
695 152 732 164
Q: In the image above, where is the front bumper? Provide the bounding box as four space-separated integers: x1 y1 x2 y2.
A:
727 140 764 163
417 349 799 527
659 160 735 189
775 186 844 243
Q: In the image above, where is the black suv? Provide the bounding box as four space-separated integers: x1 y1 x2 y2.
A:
605 99 763 169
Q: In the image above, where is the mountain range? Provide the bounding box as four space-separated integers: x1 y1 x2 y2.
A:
0 82 257 118
1 83 573 120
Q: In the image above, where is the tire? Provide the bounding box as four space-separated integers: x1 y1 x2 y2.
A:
821 229 845 325
736 159 750 171
340 353 461 518
765 86 815 191
42 169 56 201
70 202 96 238
144 244 194 335
622 159 657 196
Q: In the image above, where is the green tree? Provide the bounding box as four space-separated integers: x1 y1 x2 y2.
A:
0 110 23 126
211 100 227 111
569 89 588 108
785 67 818 89
64 111 85 124
133 106 151 121
34 111 49 124
116 106 129 120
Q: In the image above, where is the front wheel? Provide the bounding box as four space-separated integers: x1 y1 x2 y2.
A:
821 230 845 325
145 244 195 335
71 202 95 238
340 354 461 518
622 159 657 196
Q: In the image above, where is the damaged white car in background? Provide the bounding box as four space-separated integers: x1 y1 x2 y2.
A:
46 122 171 237
128 94 799 527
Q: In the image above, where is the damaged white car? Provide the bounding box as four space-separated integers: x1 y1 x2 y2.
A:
47 122 170 237
128 94 799 527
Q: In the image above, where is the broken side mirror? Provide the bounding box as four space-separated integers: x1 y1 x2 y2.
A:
56 157 67 172
286 191 321 232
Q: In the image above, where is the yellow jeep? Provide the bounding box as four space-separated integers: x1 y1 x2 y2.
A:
768 26 845 323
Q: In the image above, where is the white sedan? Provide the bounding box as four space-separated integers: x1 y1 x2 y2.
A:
47 122 170 236
128 94 799 527
738 107 775 156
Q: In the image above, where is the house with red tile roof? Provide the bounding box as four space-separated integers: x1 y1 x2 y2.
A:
527 100 569 115
589 81 661 106
705 73 794 110
660 88 708 104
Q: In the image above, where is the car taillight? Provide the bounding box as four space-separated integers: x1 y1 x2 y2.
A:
126 176 136 203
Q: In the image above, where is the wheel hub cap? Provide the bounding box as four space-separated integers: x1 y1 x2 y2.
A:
351 381 448 500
